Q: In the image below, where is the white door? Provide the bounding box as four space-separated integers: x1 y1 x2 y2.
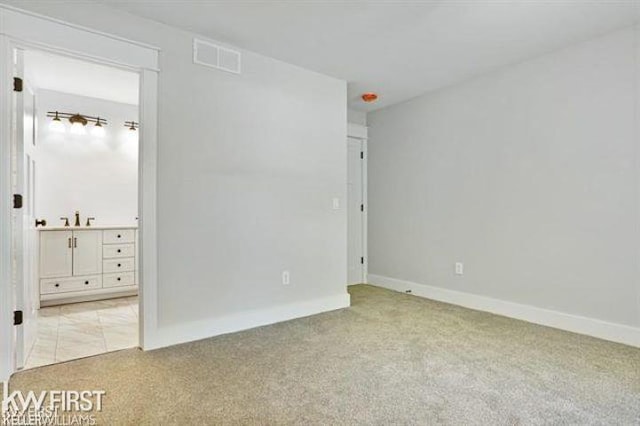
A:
347 137 365 285
40 231 73 278
72 230 103 276
11 48 39 368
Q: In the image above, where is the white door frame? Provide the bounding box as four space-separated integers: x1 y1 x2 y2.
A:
0 5 160 382
347 123 368 284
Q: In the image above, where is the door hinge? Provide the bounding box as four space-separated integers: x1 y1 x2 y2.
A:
13 77 23 92
13 194 23 209
360 204 364 212
13 310 23 326
360 257 364 265
360 151 364 159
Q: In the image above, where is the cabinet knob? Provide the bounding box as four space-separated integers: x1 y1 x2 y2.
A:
54 283 60 287
84 281 89 285
117 249 121 253
117 234 121 238
117 263 121 267
117 277 121 281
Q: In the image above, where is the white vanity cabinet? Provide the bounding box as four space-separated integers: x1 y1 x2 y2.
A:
72 230 103 276
39 227 138 306
39 231 74 278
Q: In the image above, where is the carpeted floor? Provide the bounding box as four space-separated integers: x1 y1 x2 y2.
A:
10 284 640 424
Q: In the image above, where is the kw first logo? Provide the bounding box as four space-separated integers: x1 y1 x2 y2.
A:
2 381 105 426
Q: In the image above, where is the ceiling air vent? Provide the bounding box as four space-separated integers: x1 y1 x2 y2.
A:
193 38 241 75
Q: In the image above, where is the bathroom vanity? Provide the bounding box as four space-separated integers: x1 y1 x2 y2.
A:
39 226 138 306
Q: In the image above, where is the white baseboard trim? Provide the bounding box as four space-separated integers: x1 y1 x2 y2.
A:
146 292 351 350
368 274 640 348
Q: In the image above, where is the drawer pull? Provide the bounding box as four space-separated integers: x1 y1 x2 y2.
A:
117 263 121 267
117 249 121 253
117 234 121 238
84 280 89 285
117 277 121 281
54 283 60 288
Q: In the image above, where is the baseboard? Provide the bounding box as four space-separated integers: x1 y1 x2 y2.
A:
40 287 138 307
368 274 640 348
145 292 351 350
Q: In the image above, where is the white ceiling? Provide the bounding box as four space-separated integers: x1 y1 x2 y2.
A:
24 50 139 105
98 0 638 111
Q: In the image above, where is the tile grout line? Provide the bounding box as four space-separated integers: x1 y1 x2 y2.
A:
41 307 60 367
26 297 139 368
98 307 108 353
53 309 60 363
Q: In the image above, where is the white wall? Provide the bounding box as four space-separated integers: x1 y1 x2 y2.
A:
3 2 348 331
35 90 138 227
368 27 640 330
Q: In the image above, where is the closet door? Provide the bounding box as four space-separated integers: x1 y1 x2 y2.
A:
72 230 103 276
40 231 73 278
347 137 365 285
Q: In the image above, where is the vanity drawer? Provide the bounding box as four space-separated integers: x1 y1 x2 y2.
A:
103 243 135 259
103 272 135 288
41 275 102 294
103 258 135 273
103 229 135 244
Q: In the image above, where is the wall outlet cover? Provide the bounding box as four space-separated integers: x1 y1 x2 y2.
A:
455 262 464 275
282 270 290 285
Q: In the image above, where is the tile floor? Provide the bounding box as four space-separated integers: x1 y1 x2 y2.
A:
24 296 138 369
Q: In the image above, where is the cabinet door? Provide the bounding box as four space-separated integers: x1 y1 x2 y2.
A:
40 231 73 278
72 230 103 276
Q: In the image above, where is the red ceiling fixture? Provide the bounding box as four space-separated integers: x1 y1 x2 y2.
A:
361 92 378 103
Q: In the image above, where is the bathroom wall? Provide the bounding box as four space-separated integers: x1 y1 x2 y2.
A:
35 89 139 227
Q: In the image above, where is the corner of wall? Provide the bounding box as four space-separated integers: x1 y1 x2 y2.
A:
347 108 367 127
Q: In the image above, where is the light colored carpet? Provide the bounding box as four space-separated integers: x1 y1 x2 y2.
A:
10 284 640 424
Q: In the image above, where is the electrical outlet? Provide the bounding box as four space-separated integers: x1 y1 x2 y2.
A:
282 270 290 285
332 198 340 210
455 262 464 275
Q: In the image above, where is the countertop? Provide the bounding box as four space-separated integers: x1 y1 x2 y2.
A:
38 225 138 231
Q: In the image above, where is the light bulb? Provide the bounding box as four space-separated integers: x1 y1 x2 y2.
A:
49 118 65 133
70 121 86 135
91 120 105 137
126 128 138 143
49 112 65 133
92 124 105 137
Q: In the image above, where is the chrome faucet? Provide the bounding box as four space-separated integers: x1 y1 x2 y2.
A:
74 211 81 227
60 217 70 227
86 217 95 227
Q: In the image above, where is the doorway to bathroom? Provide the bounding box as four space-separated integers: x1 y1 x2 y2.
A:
0 7 159 381
13 48 141 369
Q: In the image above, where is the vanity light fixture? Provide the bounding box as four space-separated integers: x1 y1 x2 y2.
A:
125 121 139 143
91 117 106 137
125 121 139 131
49 111 65 133
46 111 108 136
69 113 87 135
